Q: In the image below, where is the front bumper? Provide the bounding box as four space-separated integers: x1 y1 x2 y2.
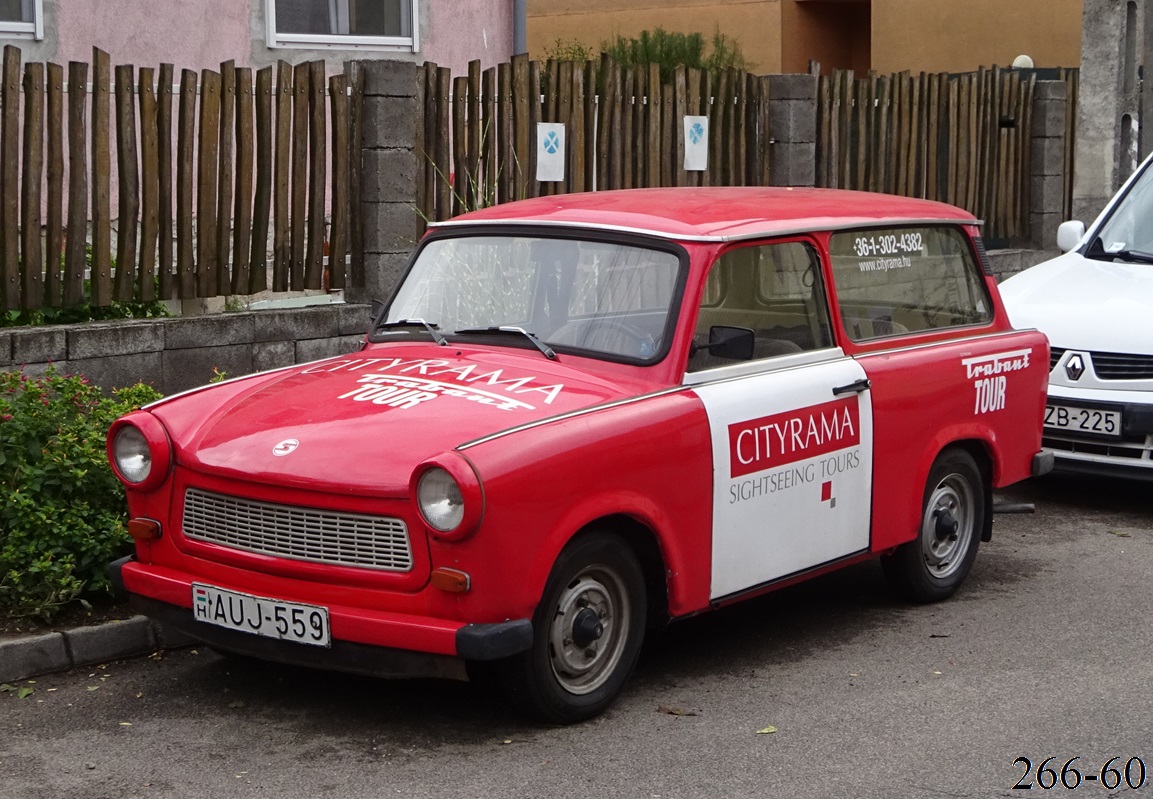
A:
108 556 533 677
1043 394 1153 478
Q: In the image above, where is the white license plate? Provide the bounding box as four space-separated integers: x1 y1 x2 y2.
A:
192 583 330 647
1044 404 1123 438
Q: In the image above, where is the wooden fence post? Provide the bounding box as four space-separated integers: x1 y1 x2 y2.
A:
91 48 112 306
20 62 44 310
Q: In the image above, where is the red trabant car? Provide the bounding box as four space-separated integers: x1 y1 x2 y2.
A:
108 187 1051 723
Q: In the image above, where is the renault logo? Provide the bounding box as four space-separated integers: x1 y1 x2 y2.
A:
272 438 300 456
1065 354 1085 381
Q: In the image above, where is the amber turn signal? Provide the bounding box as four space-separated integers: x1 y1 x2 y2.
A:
127 518 162 540
430 567 471 593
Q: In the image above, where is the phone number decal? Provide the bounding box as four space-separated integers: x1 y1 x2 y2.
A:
852 232 923 258
1013 756 1147 790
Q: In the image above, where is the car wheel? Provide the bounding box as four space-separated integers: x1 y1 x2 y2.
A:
882 448 986 603
500 531 646 723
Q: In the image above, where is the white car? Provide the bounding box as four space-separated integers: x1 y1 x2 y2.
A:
1000 151 1153 479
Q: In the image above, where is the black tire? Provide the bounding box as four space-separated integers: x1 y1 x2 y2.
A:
882 448 986 603
499 531 646 724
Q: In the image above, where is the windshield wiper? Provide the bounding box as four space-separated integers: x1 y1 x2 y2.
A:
1084 236 1153 264
376 318 447 346
454 326 557 360
1108 248 1153 264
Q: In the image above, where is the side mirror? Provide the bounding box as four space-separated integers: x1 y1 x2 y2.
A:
699 325 755 361
1056 220 1085 253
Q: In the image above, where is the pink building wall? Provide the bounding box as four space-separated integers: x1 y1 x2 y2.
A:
22 0 511 77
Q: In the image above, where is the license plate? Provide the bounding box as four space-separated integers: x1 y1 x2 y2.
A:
1044 404 1122 438
192 583 330 647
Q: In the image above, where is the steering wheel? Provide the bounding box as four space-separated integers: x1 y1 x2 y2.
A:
551 318 655 357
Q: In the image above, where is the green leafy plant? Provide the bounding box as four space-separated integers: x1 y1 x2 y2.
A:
601 26 747 85
545 37 596 62
0 367 163 621
1 247 172 328
2 297 172 328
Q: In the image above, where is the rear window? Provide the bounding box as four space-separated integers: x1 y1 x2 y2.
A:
827 226 991 341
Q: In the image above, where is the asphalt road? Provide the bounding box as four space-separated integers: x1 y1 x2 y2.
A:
3 473 1152 799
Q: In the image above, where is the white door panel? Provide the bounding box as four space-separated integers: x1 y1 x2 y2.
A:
693 357 874 599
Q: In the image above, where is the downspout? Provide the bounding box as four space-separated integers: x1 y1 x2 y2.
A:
514 0 527 55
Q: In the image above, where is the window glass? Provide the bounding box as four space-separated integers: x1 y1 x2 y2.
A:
0 0 28 22
827 226 990 341
1095 159 1153 254
689 241 832 372
272 0 414 46
383 235 683 362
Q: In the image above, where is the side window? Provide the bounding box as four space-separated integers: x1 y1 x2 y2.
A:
269 0 417 50
0 0 42 40
827 226 991 341
689 241 833 372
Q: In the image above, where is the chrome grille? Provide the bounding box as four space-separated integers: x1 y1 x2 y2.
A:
183 488 413 572
1090 350 1153 380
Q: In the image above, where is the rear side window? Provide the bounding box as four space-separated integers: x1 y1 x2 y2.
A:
827 226 991 341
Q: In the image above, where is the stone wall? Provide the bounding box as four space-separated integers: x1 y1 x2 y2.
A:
0 304 373 395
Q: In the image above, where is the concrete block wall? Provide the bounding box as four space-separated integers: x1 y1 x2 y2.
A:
0 304 374 395
767 73 818 187
354 60 426 305
1073 0 1144 223
1030 80 1070 250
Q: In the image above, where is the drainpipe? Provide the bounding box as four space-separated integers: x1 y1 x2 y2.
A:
514 0 527 55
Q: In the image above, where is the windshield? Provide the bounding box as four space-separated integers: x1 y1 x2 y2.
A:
1094 157 1153 257
380 234 684 361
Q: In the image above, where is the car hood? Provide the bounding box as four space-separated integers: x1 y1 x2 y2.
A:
150 344 653 496
999 251 1153 352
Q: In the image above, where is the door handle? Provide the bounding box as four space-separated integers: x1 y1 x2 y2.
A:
832 378 871 396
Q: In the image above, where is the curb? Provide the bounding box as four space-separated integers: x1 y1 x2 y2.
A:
0 616 200 683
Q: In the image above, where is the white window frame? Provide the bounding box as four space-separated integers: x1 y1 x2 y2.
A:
0 0 44 41
266 0 419 52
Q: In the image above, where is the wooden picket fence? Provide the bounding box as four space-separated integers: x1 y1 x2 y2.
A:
816 66 1078 241
0 45 363 313
423 55 1067 244
419 54 774 222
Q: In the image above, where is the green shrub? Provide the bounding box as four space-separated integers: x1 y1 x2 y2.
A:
601 27 747 85
0 367 163 620
544 37 596 62
1 248 173 328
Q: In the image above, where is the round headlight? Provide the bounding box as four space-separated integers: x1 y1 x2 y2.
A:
113 425 152 484
417 467 465 532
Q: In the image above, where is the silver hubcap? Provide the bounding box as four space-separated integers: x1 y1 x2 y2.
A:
921 472 975 580
547 565 630 696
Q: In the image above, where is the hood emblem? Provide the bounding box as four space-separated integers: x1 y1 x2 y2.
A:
1065 354 1085 381
272 438 300 456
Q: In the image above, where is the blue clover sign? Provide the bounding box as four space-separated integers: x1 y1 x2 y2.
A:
689 122 705 145
543 131 560 154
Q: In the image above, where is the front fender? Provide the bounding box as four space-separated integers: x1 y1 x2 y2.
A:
443 390 713 622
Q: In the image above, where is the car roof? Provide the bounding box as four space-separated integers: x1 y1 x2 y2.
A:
430 187 979 242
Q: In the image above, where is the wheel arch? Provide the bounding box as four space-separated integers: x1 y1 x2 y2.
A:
933 438 995 542
568 514 671 631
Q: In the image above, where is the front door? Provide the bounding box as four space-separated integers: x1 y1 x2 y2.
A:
682 239 874 600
